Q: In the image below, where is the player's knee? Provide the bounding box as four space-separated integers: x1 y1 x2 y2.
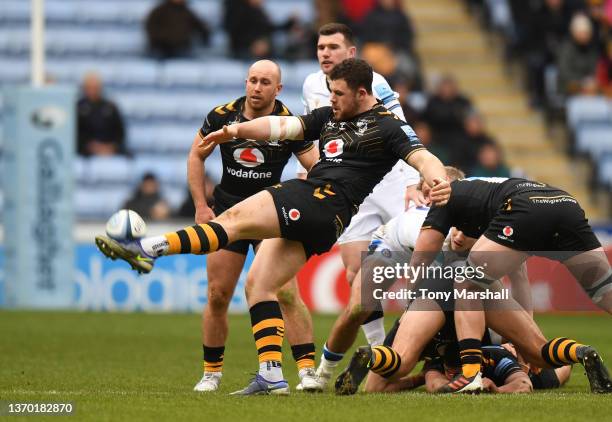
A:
276 287 296 308
207 285 233 312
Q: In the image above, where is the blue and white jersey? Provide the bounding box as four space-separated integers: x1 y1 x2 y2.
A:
301 69 405 119
370 204 430 253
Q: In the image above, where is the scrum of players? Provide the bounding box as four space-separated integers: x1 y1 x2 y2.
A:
95 23 612 395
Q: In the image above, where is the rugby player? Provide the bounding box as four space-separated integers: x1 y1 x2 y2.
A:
412 177 612 393
95 58 451 394
313 167 463 389
335 227 608 395
301 24 423 372
189 60 320 392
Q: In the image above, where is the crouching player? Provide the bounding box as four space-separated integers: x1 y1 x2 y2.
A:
335 229 610 395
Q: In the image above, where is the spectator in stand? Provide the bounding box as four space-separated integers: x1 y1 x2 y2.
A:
224 0 296 60
176 173 216 219
77 72 125 157
359 0 421 86
413 120 450 165
145 0 210 59
124 173 171 221
522 0 576 107
607 0 612 25
338 0 376 26
558 14 601 95
597 37 612 96
471 143 511 178
422 74 473 147
455 111 496 170
360 0 415 54
392 77 421 126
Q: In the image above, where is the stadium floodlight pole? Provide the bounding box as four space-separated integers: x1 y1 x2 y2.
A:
31 0 45 87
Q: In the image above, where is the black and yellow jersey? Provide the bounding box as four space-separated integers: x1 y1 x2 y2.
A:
298 103 425 207
199 96 314 198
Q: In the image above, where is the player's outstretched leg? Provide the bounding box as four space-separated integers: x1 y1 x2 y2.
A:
96 191 281 274
541 338 612 393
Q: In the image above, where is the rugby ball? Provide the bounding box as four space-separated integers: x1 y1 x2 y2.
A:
105 209 147 241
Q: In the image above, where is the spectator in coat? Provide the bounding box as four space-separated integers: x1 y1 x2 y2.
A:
145 0 210 59
77 73 126 157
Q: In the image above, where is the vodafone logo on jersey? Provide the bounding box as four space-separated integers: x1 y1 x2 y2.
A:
233 148 264 168
323 139 344 158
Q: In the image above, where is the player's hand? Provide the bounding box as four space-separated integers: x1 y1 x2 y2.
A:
195 206 215 224
405 184 428 210
482 377 498 393
199 125 238 151
429 178 451 206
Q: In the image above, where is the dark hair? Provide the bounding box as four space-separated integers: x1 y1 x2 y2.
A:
329 58 373 94
318 22 355 46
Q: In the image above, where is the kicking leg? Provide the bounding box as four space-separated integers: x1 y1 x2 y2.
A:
96 191 281 273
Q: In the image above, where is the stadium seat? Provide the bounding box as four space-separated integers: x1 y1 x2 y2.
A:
0 1 30 24
0 60 29 84
133 155 188 186
567 96 612 129
575 124 612 158
598 154 612 187
264 0 314 24
82 156 133 185
75 185 132 220
160 59 248 89
127 124 194 154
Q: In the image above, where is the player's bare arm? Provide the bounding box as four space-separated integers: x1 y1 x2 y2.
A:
199 116 305 150
405 149 450 206
188 132 216 224
296 144 319 173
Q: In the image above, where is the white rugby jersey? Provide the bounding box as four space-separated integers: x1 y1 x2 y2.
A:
302 69 405 119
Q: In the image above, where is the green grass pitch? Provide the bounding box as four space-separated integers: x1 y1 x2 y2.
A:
1 312 611 421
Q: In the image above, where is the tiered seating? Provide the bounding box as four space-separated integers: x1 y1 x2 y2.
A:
0 0 316 220
566 96 612 187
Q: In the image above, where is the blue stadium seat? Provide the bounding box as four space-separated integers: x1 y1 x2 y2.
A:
598 154 612 186
113 91 242 121
83 156 133 185
133 155 187 185
160 59 247 89
0 59 29 84
282 61 320 90
190 0 224 29
127 124 195 153
567 96 612 129
264 0 314 24
0 1 30 24
75 185 132 220
575 124 612 158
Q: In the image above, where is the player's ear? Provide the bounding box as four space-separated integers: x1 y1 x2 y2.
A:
348 46 357 57
276 83 283 95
